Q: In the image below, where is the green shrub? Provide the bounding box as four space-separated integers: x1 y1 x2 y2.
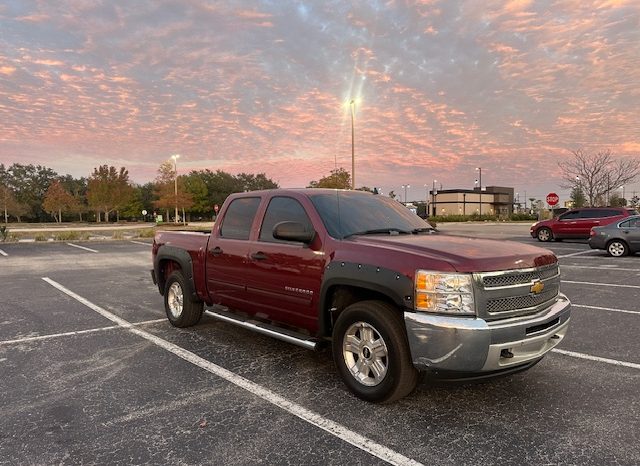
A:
54 231 80 241
136 228 156 238
35 234 48 242
0 226 7 242
509 213 538 221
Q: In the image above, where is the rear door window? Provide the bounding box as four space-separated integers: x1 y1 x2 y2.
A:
559 211 581 220
579 209 608 218
220 197 261 240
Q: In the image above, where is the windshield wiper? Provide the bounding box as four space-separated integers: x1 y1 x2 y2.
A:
344 228 412 239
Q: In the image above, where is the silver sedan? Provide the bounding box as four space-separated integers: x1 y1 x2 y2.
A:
589 215 640 257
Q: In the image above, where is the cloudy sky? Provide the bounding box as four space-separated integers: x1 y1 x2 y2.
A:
1 0 639 202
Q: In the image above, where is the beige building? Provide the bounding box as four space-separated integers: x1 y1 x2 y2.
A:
429 186 515 217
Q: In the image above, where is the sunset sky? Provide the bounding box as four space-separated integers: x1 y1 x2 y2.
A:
1 0 639 203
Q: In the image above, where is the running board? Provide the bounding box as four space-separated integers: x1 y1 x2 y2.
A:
205 309 321 351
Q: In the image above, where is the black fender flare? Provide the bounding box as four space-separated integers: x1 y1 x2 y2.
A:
154 245 199 301
318 261 414 336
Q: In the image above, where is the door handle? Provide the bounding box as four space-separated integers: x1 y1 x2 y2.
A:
210 247 223 256
251 251 268 261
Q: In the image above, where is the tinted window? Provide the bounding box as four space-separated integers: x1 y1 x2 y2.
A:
259 197 312 242
559 211 580 220
220 197 261 240
602 209 622 217
579 209 617 218
627 209 639 215
621 217 640 228
308 191 431 239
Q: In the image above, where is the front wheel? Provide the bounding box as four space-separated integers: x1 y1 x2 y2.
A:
536 227 553 242
164 271 204 327
607 240 628 257
332 300 418 403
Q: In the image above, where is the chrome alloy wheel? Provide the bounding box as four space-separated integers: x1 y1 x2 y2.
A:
167 282 184 318
608 241 626 257
537 228 551 241
342 321 389 386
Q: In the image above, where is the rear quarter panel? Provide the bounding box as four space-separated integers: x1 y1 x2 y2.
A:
153 231 210 301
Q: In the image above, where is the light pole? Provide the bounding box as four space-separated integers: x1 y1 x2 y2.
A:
476 167 482 215
432 179 437 216
171 154 180 223
402 184 410 203
349 99 356 190
575 175 581 207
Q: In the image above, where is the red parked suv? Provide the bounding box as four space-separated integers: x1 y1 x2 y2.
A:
531 207 638 242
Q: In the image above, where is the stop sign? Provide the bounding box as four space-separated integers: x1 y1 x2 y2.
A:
546 192 559 206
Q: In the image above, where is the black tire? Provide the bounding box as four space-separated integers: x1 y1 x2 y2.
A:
164 271 203 327
536 227 553 242
332 300 418 403
606 240 629 257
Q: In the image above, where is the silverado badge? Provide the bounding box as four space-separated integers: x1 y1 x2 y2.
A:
530 280 545 295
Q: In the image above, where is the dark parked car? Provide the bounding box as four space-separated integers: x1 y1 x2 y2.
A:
589 215 640 256
530 207 638 242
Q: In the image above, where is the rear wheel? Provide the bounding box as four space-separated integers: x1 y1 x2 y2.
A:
164 271 203 327
332 300 418 403
536 227 553 242
606 240 628 257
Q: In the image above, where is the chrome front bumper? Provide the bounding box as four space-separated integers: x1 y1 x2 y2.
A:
404 294 571 373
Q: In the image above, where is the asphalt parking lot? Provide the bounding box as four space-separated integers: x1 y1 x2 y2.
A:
1 226 639 465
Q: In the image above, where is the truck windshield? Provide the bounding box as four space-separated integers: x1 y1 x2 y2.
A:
308 191 433 239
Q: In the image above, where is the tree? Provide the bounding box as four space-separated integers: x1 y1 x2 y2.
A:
236 173 279 192
182 175 210 217
59 175 88 221
558 149 640 206
569 185 586 208
609 193 626 207
42 181 75 222
308 168 351 189
87 165 133 222
3 163 58 221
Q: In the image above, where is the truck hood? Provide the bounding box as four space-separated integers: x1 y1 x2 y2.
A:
348 233 556 273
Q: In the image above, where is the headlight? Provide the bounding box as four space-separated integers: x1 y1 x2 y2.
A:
415 270 475 315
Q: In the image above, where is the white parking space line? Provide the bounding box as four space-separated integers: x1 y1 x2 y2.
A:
0 249 7 256
563 280 640 289
557 250 600 258
130 240 151 246
41 277 422 466
552 349 640 370
0 318 166 346
67 243 99 253
573 304 640 316
562 265 639 271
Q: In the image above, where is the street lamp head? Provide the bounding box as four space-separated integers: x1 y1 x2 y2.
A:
171 154 180 161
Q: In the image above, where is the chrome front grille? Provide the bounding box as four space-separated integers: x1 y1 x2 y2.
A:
475 264 560 320
486 287 559 313
482 264 558 288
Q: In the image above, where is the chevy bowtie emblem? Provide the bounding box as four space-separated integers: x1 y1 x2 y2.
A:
530 280 545 294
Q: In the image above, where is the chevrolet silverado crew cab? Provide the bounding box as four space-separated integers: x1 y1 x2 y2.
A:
152 189 571 402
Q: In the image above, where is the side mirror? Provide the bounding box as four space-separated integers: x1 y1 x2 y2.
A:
273 221 316 244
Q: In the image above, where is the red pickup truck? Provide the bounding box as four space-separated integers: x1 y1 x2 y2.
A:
152 189 571 402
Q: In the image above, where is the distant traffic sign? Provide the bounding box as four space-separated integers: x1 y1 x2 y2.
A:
546 193 559 206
